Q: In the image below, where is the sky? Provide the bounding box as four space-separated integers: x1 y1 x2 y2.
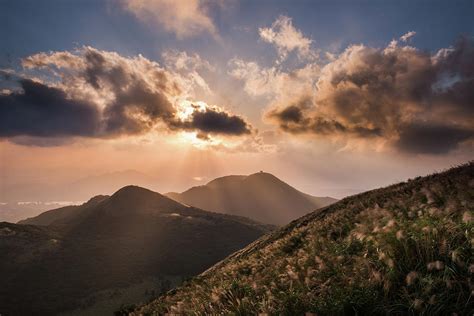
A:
0 0 473 203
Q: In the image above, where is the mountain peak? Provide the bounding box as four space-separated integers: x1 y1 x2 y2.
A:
106 185 189 215
249 170 274 176
167 172 336 225
246 171 281 181
114 184 151 192
205 172 280 188
111 185 161 199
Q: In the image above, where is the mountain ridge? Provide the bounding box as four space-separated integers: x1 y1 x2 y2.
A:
166 171 337 225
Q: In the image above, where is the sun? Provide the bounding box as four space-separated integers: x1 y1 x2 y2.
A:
176 100 207 120
173 100 225 148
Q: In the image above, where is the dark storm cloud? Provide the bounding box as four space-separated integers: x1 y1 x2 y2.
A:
0 79 99 137
267 37 474 154
396 123 473 154
176 107 251 136
267 95 381 137
1 47 252 144
268 104 381 137
272 105 304 124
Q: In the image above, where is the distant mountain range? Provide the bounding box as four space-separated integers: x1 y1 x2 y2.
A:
166 172 337 225
134 163 474 315
2 171 336 226
0 186 273 315
1 171 336 226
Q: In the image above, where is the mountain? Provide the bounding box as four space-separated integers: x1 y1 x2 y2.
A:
0 186 273 315
134 163 474 315
166 172 337 225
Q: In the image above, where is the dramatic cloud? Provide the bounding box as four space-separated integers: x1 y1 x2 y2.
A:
121 0 219 39
0 79 99 137
0 47 252 144
267 96 381 137
396 122 473 154
259 15 315 62
21 47 181 136
177 107 251 136
235 35 474 154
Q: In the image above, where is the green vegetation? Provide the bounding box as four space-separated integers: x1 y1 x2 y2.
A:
134 163 474 315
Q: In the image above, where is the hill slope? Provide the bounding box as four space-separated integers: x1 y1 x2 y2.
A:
166 172 337 225
134 163 473 315
0 186 272 315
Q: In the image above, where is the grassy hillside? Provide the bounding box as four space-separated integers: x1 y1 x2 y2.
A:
134 163 473 315
166 172 337 225
0 186 272 315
